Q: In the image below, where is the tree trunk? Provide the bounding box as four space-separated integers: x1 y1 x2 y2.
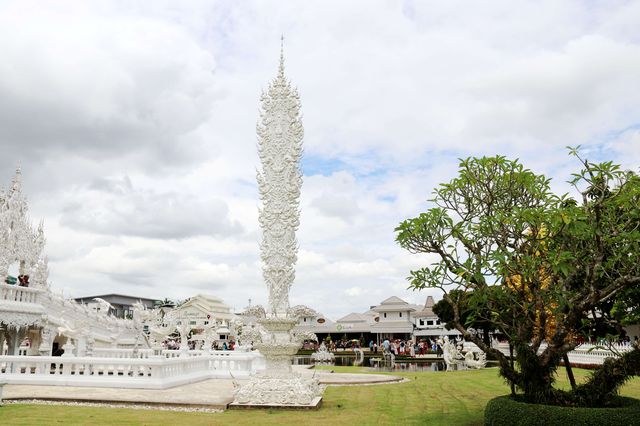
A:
509 343 516 397
515 342 559 404
572 347 640 406
562 353 576 390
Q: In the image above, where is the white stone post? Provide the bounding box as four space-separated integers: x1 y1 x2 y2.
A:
0 381 6 406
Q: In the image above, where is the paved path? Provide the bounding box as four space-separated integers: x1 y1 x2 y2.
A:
2 367 403 409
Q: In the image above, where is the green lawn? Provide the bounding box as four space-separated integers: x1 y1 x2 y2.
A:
2 367 640 426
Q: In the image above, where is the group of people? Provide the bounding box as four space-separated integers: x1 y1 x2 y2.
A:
310 338 446 357
3 274 30 286
161 339 237 351
370 338 445 356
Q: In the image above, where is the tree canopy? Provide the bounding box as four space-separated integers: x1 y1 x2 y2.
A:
396 150 640 406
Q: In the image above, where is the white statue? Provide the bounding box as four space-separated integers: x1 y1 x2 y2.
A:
92 298 114 316
464 349 487 369
440 336 487 370
441 336 464 370
311 342 335 363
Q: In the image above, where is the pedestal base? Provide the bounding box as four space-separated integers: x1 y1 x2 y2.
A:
233 372 324 406
229 396 322 410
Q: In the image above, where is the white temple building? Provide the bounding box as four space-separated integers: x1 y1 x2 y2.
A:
161 294 234 344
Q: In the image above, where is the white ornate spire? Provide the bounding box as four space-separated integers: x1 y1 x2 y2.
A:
257 38 303 318
0 167 47 285
233 40 323 408
278 35 285 79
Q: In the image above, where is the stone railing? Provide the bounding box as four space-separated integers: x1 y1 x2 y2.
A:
0 283 41 304
91 348 156 359
566 343 634 366
0 351 262 389
86 348 244 359
161 349 206 358
491 341 634 366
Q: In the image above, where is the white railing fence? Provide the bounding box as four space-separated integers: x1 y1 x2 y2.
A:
0 351 263 389
490 341 634 365
0 283 41 304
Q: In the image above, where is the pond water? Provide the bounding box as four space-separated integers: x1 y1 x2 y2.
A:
293 355 499 372
293 355 448 372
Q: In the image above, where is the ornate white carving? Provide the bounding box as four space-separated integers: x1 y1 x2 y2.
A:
257 41 303 319
311 342 335 363
0 168 47 285
287 305 317 320
242 305 266 319
233 40 323 406
464 349 487 369
0 312 42 330
440 336 487 370
0 170 153 354
234 373 322 406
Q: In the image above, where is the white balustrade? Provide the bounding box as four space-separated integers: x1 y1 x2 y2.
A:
490 341 634 366
0 283 41 304
0 351 262 389
91 348 155 359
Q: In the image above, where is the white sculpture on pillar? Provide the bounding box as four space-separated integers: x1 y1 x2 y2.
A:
233 39 323 406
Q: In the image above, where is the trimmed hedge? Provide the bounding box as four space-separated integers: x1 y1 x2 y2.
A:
484 395 640 426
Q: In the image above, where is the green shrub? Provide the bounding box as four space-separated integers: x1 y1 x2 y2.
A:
484 395 640 426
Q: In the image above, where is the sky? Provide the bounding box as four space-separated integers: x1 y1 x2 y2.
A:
1 0 639 319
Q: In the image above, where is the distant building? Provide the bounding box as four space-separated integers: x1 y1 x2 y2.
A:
370 296 417 342
294 295 460 345
296 311 377 345
413 295 461 339
163 294 234 342
74 294 158 319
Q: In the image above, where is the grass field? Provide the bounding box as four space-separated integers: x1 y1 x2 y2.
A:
2 367 640 426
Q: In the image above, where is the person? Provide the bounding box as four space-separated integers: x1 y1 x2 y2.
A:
223 341 228 350
382 339 390 352
373 342 378 353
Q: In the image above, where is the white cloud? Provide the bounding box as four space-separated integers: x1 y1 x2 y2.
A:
59 175 242 239
345 287 363 297
1 0 639 319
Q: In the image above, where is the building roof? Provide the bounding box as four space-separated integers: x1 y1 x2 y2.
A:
176 294 232 318
371 295 417 313
414 328 461 337
370 321 414 334
337 312 372 323
380 296 408 305
425 295 435 308
413 296 438 318
74 294 158 304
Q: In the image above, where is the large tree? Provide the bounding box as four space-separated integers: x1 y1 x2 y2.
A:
396 152 640 406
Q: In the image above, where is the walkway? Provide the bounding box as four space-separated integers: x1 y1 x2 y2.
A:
2 366 403 409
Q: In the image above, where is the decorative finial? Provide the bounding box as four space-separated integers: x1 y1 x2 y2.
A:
278 35 285 78
11 163 22 192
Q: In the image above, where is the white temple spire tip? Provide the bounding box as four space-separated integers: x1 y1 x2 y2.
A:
278 35 285 77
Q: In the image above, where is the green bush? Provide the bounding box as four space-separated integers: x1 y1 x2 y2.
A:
484 395 640 426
